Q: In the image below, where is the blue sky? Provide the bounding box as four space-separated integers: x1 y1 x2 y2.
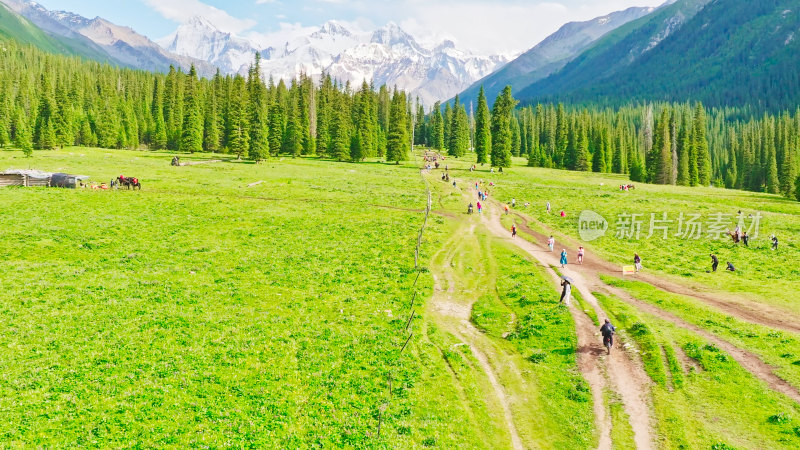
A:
32 0 667 54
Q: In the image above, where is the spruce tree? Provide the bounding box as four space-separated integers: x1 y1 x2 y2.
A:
766 144 780 193
164 66 184 150
431 103 445 151
226 74 250 159
330 99 350 161
247 56 269 162
386 90 408 163
268 101 284 156
693 103 711 186
576 124 589 171
14 107 33 157
34 73 57 150
510 114 521 157
725 135 738 189
554 103 568 167
414 101 426 146
448 96 468 158
780 141 796 197
474 87 491 164
490 86 515 168
650 108 672 184
443 102 452 153
676 113 691 185
315 75 332 156
202 81 220 152
282 93 303 157
592 127 607 173
180 65 203 153
151 79 168 150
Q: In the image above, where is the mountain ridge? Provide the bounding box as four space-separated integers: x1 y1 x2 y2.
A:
2 0 216 76
160 17 510 106
456 5 656 106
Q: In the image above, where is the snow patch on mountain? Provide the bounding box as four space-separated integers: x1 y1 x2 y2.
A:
160 18 509 106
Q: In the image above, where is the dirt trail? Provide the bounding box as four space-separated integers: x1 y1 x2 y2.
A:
504 204 800 402
601 284 800 403
481 205 655 450
512 214 800 334
429 242 524 449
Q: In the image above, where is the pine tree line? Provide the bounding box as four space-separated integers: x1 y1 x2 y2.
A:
0 40 413 162
416 86 800 199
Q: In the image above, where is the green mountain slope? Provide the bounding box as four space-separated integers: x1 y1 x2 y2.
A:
0 2 112 63
455 6 654 106
518 0 800 112
517 0 710 101
556 0 800 112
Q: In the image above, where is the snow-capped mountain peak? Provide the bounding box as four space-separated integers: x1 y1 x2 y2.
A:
158 16 259 74
312 20 354 39
158 18 508 106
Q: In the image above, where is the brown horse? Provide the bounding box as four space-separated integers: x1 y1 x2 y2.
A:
728 230 740 244
116 176 141 190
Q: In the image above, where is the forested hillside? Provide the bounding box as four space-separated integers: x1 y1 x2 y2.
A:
519 0 800 113
0 39 413 162
0 2 112 63
566 0 800 112
418 88 800 198
455 6 654 109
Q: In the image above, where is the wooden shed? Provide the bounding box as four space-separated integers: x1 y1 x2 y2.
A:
0 170 89 188
0 173 25 186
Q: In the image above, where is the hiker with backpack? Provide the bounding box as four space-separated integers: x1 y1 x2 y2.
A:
600 319 616 354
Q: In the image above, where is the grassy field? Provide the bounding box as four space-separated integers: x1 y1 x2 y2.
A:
3 146 798 447
0 147 451 446
456 157 800 314
596 291 800 448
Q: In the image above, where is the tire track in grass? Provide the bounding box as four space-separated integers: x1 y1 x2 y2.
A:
504 203 800 402
512 213 800 334
429 237 524 450
480 195 654 450
599 284 800 404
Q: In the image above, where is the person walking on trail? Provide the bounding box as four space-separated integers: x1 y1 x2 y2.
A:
468 203 474 214
560 249 568 268
504 205 509 215
726 261 736 272
710 254 719 272
634 253 642 272
600 319 616 355
560 279 572 304
548 236 555 252
477 201 482 214
742 231 749 247
577 246 585 265
511 224 517 239
546 202 551 214
511 198 516 208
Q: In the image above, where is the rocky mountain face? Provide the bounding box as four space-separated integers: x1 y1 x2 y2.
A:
530 0 800 111
160 18 509 107
516 0 712 102
456 6 656 106
2 0 215 76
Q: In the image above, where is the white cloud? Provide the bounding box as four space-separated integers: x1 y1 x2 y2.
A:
143 0 256 33
388 0 667 55
245 22 318 48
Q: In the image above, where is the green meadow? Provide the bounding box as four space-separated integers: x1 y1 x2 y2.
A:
2 147 799 448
